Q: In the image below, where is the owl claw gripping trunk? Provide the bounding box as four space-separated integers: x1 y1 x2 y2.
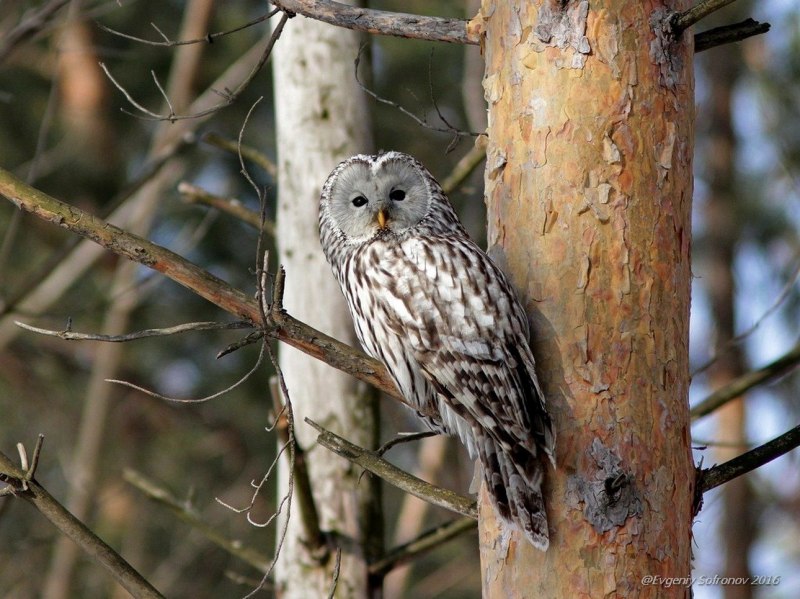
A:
318 151 556 550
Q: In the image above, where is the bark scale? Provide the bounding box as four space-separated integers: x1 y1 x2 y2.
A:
272 8 379 598
474 1 695 596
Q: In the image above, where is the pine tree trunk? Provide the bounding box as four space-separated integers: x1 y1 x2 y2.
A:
474 1 695 595
272 8 379 598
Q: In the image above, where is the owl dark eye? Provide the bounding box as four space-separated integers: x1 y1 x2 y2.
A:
389 189 405 202
351 195 368 207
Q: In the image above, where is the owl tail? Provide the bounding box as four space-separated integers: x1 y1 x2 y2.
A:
478 436 549 551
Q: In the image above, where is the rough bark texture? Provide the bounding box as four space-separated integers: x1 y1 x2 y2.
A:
272 8 379 598
475 1 695 596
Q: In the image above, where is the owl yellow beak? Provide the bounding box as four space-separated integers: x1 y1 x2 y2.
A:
377 208 388 229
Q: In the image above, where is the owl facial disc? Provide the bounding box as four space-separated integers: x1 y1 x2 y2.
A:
322 152 432 242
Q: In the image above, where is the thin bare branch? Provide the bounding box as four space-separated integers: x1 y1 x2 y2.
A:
691 438 751 450
106 341 266 403
202 132 278 178
693 255 800 376
699 424 800 494
671 0 741 34
103 12 290 122
123 469 271 572
327 547 342 599
178 182 271 233
240 345 296 598
0 166 401 399
237 98 266 197
97 9 280 47
269 377 325 552
270 1 476 45
217 331 265 359
376 432 438 457
441 140 487 195
306 418 477 519
0 0 70 63
694 19 771 53
0 444 164 598
691 339 800 421
100 61 165 119
354 48 479 138
151 70 176 120
0 12 270 350
369 517 477 577
14 319 250 342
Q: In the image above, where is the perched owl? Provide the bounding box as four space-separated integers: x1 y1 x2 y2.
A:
318 151 555 550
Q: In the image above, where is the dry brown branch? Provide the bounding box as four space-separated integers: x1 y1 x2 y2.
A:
691 339 800 421
306 419 477 519
97 9 280 47
441 140 487 195
0 439 164 598
270 1 477 45
123 469 271 572
369 517 477 577
694 19 771 52
671 0 742 33
0 166 401 400
698 424 800 495
178 182 271 233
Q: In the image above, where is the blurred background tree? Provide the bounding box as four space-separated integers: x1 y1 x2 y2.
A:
0 1 798 598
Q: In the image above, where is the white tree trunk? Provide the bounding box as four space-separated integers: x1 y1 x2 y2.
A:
271 8 376 599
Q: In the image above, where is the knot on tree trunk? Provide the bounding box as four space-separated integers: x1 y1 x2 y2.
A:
567 438 642 533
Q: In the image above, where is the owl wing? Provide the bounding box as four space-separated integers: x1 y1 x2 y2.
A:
393 235 553 461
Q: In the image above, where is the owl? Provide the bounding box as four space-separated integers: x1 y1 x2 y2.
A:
318 151 555 550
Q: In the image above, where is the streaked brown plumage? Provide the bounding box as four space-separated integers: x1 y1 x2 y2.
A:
318 151 555 549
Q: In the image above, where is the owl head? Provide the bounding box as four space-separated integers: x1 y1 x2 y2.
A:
319 151 463 244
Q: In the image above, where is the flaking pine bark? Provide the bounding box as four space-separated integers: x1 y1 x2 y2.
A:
474 1 695 597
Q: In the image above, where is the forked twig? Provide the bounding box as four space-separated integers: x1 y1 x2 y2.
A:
354 47 479 139
102 12 290 122
0 440 164 598
671 0 740 34
97 9 280 47
124 469 271 572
